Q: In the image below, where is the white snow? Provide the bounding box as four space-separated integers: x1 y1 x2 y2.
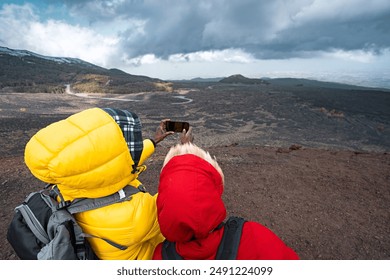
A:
0 46 90 66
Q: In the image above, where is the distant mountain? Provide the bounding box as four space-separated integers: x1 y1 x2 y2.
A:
167 77 224 83
0 46 170 93
266 77 389 91
189 77 224 82
218 74 389 91
219 74 269 85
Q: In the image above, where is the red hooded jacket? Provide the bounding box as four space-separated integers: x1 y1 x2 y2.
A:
153 153 299 260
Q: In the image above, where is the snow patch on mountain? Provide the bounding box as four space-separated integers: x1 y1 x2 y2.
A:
0 46 92 66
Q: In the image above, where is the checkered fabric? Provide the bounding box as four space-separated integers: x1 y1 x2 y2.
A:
102 108 143 173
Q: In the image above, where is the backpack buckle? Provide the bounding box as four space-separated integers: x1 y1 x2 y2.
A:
75 242 87 260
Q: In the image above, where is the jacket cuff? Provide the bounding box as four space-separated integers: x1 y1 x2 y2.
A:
149 138 156 147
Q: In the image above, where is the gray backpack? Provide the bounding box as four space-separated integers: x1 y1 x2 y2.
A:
7 184 143 260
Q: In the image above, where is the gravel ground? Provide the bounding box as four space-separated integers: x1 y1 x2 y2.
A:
1 83 389 259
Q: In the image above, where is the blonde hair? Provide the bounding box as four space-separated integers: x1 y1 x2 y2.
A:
163 143 224 184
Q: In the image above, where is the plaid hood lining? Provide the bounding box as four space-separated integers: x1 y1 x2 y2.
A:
102 108 143 172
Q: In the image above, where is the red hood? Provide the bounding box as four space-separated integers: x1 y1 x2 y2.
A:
157 154 226 243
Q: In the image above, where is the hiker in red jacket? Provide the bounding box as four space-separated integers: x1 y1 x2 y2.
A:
153 134 299 260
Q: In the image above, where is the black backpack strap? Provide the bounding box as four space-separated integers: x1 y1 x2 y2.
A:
161 217 245 260
161 240 183 260
215 216 245 260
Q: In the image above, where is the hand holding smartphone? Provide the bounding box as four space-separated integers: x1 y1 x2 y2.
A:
165 121 190 132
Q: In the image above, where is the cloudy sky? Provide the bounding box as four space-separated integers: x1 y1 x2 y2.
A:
1 0 390 88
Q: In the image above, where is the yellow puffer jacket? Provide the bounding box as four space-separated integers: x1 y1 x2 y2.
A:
24 107 164 260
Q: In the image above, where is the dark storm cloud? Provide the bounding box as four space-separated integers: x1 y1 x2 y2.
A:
55 0 390 59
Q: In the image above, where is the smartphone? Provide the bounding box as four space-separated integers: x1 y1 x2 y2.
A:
165 121 190 132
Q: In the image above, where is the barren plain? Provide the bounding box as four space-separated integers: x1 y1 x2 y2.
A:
1 82 389 260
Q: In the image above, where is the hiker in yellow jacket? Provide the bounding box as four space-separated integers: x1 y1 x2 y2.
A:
24 107 173 260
